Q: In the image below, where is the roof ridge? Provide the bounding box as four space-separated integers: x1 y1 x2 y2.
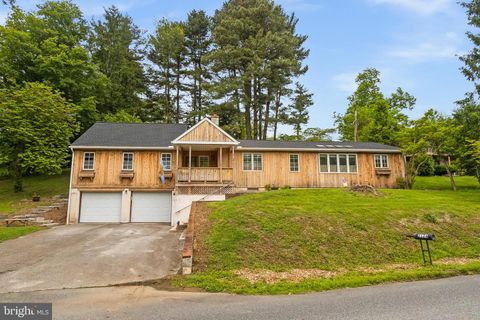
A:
94 122 188 125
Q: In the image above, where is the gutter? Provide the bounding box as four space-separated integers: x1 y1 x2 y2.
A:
237 147 401 153
69 146 175 150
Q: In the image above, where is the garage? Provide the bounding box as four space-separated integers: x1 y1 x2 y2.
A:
79 192 122 223
131 192 171 223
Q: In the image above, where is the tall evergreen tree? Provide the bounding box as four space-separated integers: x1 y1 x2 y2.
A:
147 19 187 123
88 6 146 114
210 0 309 140
184 10 212 123
286 83 313 139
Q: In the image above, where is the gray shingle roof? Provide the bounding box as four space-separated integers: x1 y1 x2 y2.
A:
71 122 400 152
239 140 400 152
71 122 188 148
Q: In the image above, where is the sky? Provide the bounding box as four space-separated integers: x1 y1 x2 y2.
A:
0 0 475 132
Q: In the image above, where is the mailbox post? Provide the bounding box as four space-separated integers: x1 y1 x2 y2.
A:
406 233 436 265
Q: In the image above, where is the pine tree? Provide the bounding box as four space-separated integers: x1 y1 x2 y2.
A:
88 6 146 114
287 83 313 139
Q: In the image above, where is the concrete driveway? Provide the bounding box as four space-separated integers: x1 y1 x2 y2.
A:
0 224 183 293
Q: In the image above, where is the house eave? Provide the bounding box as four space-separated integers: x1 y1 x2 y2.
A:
237 147 401 153
69 145 175 150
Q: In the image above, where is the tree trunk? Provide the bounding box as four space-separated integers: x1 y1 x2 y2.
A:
445 164 457 191
244 79 252 140
175 59 181 123
198 60 203 122
12 144 23 192
192 61 197 122
252 77 258 140
263 87 272 140
273 91 281 140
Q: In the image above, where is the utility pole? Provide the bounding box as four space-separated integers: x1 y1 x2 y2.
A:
353 96 358 142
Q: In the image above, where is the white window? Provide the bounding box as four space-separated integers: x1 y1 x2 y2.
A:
243 153 262 171
329 154 338 172
374 154 389 168
320 154 328 172
199 156 209 167
83 152 95 170
338 154 348 173
161 153 172 171
319 154 358 173
348 154 357 173
289 154 299 172
122 152 134 171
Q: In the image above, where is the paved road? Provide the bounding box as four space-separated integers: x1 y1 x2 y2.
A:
1 275 479 319
0 224 182 293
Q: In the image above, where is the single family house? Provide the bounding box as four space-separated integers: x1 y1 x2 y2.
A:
67 115 405 225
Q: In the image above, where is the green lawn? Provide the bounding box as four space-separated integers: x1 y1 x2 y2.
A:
176 176 480 294
413 176 480 190
0 171 70 215
0 226 45 243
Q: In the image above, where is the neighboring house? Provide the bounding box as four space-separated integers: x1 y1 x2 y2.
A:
67 115 405 225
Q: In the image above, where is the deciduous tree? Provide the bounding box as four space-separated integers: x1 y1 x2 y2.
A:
0 83 77 191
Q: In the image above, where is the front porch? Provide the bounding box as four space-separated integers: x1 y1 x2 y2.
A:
173 144 236 193
171 116 240 194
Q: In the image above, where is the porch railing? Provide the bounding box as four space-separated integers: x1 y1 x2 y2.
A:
177 167 233 183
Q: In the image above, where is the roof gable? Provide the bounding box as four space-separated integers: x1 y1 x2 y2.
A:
172 118 239 145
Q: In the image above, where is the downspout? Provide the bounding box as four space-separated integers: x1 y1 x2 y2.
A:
66 148 75 225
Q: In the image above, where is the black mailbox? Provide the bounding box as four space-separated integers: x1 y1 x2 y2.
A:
406 233 436 265
409 233 436 241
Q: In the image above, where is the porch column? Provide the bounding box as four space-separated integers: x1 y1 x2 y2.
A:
188 145 192 183
219 147 223 183
176 146 179 184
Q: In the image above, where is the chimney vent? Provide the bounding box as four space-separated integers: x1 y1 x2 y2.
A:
211 113 219 125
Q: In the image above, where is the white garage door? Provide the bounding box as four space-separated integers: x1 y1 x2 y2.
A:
131 192 171 223
80 192 122 223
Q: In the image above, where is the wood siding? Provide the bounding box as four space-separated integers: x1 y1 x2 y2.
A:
233 152 404 189
72 149 404 190
177 121 234 143
72 150 176 190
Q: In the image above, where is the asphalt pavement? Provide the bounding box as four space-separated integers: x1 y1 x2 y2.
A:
1 275 478 319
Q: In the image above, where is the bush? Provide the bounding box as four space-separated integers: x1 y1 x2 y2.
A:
281 185 291 189
395 177 407 189
434 165 447 176
264 184 272 191
417 157 435 176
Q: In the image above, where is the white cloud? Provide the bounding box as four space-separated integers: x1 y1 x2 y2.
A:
332 72 357 93
369 0 450 15
387 42 459 61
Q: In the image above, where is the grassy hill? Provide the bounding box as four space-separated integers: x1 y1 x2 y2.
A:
0 171 70 215
176 176 480 294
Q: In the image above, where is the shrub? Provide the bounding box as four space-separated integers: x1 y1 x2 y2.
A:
434 165 447 176
264 184 272 191
395 177 407 189
417 157 435 176
281 185 291 189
